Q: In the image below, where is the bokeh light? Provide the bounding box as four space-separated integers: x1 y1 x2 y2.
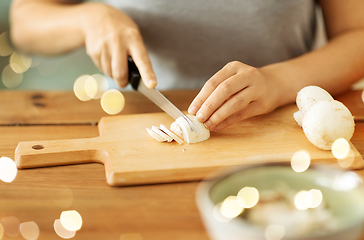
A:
293 189 322 210
20 221 40 240
85 74 108 99
237 187 259 208
290 150 311 173
0 157 18 183
54 219 76 239
1 216 20 238
9 51 32 73
60 210 82 231
337 149 355 169
0 32 14 56
100 89 125 115
308 189 323 208
332 138 350 159
294 191 311 210
220 196 244 219
265 224 285 240
73 75 92 101
1 64 23 89
213 203 231 222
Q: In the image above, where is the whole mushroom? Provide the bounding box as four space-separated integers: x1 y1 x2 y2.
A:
302 100 355 150
296 86 334 115
294 86 355 150
294 86 334 127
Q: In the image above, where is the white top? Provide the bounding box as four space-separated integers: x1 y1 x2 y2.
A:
105 0 317 90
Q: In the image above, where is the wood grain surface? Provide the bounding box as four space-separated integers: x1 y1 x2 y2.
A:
0 90 199 125
1 89 364 240
337 89 364 121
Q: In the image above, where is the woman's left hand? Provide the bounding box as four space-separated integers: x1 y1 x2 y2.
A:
188 61 282 131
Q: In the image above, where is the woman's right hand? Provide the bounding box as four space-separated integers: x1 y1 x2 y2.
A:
81 3 156 88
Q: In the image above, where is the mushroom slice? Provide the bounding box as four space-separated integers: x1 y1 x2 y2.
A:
160 124 184 145
151 126 173 142
170 121 183 138
170 115 210 144
146 128 166 142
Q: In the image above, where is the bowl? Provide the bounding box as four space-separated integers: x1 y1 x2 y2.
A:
196 162 364 240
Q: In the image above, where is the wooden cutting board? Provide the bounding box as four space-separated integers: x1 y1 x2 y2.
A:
337 90 364 121
15 104 364 186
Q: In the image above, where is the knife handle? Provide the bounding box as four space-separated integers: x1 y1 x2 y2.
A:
128 57 141 90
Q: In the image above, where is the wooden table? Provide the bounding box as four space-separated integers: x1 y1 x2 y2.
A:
1 90 364 240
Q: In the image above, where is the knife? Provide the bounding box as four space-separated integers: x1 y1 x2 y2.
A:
128 57 199 133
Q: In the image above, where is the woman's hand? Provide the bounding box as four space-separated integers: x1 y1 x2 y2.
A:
82 4 156 88
188 61 282 131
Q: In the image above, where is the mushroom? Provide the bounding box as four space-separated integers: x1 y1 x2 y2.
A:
294 86 334 127
146 115 209 144
293 111 304 127
302 100 355 150
159 124 184 144
146 128 166 142
170 115 210 144
151 126 173 142
296 86 334 115
294 86 355 150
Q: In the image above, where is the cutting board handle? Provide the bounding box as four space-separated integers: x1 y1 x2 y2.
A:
15 138 103 169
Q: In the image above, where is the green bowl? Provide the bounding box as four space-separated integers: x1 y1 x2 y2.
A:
196 162 364 240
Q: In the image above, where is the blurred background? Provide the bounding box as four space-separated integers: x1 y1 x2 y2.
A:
0 0 101 90
2 1 363 91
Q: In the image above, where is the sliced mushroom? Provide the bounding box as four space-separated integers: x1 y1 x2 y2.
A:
151 126 173 142
160 124 184 144
146 128 166 142
170 115 210 143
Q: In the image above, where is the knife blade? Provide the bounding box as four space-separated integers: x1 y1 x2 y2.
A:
128 57 199 133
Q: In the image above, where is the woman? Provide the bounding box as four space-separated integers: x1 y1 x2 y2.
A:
9 0 364 131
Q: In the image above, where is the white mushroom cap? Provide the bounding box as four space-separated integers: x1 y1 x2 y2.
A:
302 100 355 150
170 115 210 143
296 86 334 115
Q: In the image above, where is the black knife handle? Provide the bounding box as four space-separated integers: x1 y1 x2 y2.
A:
128 57 141 90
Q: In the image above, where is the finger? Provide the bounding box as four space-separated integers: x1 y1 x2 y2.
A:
100 44 112 79
212 101 262 131
128 37 156 88
195 74 248 123
87 49 102 73
204 85 254 130
111 44 128 88
188 62 238 115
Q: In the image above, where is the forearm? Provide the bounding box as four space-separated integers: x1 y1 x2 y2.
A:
10 0 101 55
263 29 364 107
